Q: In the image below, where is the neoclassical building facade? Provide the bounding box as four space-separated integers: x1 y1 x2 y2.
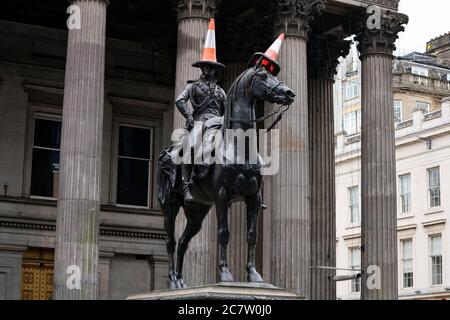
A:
0 0 407 300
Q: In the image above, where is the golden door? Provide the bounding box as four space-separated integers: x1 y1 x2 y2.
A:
21 249 54 300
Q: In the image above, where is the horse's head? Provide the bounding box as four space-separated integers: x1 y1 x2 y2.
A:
250 65 295 106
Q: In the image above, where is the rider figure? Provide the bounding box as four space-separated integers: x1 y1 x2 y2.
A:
175 20 226 203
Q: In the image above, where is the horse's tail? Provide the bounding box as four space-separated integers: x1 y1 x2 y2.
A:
157 146 177 207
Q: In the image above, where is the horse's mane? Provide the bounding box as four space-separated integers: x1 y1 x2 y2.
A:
223 67 254 131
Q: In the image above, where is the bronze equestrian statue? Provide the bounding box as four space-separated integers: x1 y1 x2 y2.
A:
158 26 295 289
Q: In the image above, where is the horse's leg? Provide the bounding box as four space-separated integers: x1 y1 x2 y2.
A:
162 199 181 289
175 204 210 288
246 191 264 282
216 187 234 282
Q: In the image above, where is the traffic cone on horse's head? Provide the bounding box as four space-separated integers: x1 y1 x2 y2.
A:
248 33 285 76
192 19 225 70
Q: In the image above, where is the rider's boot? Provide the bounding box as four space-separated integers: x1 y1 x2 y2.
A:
182 164 194 203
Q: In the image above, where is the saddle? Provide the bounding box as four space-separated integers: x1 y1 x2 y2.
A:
159 116 265 189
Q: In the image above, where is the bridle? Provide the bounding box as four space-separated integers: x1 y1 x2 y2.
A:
229 68 291 132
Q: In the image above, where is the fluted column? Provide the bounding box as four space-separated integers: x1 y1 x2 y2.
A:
223 62 248 282
173 0 220 286
307 34 350 300
354 9 408 300
268 0 325 298
54 0 108 300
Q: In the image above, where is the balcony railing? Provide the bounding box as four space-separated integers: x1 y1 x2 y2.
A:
424 110 442 121
393 73 450 97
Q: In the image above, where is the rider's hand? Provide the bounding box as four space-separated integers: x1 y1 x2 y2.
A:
185 115 194 130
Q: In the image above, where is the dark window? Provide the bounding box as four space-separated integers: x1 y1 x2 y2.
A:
116 126 151 207
30 118 61 198
428 167 441 208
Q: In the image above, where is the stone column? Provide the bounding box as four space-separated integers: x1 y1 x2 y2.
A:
307 34 350 300
268 0 325 298
173 0 220 287
54 0 108 300
354 10 408 300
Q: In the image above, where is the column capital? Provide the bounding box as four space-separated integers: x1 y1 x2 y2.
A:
308 34 351 80
274 0 326 39
353 9 408 57
174 0 221 21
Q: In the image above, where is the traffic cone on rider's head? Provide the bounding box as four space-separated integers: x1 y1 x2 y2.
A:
192 19 225 70
247 33 285 76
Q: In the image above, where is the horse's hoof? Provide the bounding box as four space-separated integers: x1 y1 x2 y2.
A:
219 272 234 282
177 278 187 288
168 280 178 289
247 271 264 283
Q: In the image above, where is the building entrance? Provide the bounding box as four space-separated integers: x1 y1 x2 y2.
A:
21 248 54 300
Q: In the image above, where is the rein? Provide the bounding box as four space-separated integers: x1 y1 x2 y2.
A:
229 71 291 132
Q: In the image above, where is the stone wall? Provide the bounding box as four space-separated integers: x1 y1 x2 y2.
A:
0 20 173 299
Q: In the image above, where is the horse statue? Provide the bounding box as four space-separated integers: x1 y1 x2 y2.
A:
158 36 295 289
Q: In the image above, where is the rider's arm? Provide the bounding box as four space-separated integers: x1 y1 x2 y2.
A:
219 87 227 116
175 83 193 120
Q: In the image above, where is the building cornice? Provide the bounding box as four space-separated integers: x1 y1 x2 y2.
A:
360 0 399 10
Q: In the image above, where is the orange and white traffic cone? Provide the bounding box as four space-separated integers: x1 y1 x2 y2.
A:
192 19 225 69
247 33 285 75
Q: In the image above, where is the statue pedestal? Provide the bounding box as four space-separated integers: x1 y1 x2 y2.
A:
126 282 303 300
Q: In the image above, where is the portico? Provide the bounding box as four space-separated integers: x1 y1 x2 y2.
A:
0 0 407 299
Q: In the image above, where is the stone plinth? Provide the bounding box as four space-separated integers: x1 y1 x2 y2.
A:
126 282 302 300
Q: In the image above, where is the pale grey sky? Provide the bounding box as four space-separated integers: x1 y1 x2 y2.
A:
395 0 450 55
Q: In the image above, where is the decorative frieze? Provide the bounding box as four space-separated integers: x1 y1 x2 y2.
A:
275 0 326 38
353 9 408 56
174 0 221 21
0 220 55 231
0 220 166 240
100 229 165 240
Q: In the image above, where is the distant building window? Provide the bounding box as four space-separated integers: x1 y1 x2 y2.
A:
412 66 429 77
399 174 411 214
348 186 360 224
412 67 429 85
30 117 61 198
416 101 430 113
343 110 361 135
345 79 358 100
116 125 152 207
430 234 443 286
401 238 414 288
349 247 361 293
394 100 402 122
427 167 440 208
